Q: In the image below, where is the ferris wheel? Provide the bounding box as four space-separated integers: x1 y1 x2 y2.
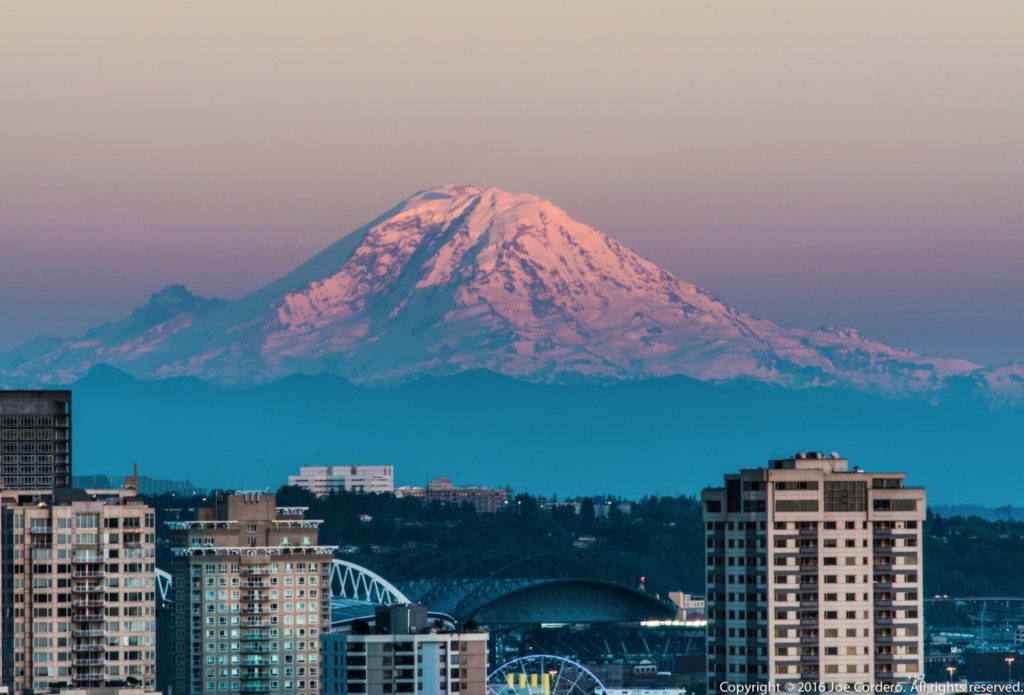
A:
488 655 608 695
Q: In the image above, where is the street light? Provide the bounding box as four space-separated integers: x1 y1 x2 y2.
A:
1006 656 1015 683
946 665 956 682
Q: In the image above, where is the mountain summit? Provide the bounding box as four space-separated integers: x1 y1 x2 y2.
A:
1 185 1017 397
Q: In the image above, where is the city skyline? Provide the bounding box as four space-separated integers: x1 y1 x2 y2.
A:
1 2 1021 691
2 2 1024 364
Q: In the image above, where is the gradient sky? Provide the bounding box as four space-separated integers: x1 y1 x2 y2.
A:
1 1 1022 364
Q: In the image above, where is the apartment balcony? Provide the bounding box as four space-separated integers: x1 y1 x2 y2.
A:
72 612 105 623
242 619 275 628
241 606 269 615
242 592 273 602
241 645 271 654
240 685 273 693
241 631 273 641
241 566 274 576
30 542 53 550
72 571 105 580
240 670 274 680
73 672 106 682
241 657 270 666
72 583 104 593
72 644 105 653
72 599 105 609
72 629 105 638
29 525 53 534
73 658 106 667
72 555 104 565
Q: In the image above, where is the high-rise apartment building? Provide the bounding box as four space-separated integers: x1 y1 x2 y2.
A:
0 390 72 490
167 492 337 695
321 604 489 695
702 452 925 687
287 466 394 498
0 478 157 693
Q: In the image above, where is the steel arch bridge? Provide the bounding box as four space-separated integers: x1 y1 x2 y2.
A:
330 558 410 605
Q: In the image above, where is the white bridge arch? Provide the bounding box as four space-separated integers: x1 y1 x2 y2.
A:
330 558 410 605
156 559 408 606
156 568 173 604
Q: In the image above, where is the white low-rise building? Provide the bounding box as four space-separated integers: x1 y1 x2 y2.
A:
287 465 394 497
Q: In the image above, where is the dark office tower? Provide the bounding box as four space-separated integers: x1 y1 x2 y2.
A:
0 390 72 489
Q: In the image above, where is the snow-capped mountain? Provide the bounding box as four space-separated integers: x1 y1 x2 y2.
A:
0 185 1013 398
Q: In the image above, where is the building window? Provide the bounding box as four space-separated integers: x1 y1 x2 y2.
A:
824 481 866 512
775 499 818 513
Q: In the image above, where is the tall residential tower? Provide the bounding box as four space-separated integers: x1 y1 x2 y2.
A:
167 492 337 695
702 452 924 687
0 479 157 692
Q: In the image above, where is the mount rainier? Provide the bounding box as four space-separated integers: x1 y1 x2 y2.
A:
2 185 1020 399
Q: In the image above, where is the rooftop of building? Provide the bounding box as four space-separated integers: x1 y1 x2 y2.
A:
0 466 146 505
0 479 146 508
335 604 487 638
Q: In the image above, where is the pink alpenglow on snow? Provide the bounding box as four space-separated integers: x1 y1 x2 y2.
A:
0 186 1009 399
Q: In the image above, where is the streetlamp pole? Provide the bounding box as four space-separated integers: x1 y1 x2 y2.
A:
1007 656 1015 683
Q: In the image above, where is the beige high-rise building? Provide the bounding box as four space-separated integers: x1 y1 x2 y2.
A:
0 480 157 693
167 492 337 695
702 452 925 687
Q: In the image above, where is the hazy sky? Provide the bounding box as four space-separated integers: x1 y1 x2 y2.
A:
2 1 1022 364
